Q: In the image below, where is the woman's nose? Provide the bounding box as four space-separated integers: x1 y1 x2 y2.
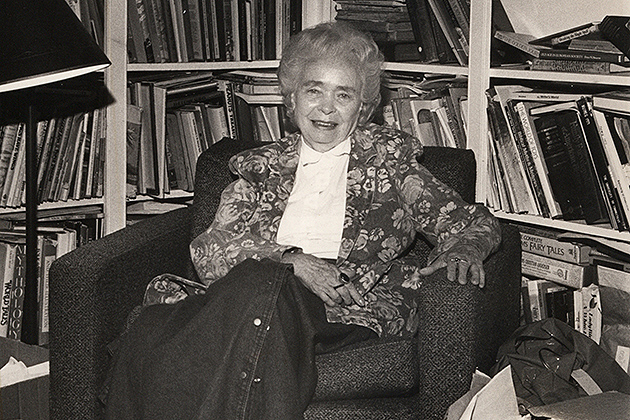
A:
318 94 336 114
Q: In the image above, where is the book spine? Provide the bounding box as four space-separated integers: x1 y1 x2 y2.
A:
552 24 599 46
519 231 590 264
494 31 540 57
0 244 15 337
6 243 25 340
522 251 595 288
537 49 628 63
515 101 562 218
530 58 612 74
505 101 549 217
593 109 630 231
426 0 467 65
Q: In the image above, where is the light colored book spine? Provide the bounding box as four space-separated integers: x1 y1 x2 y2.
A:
493 31 540 57
593 109 630 224
520 231 590 265
0 243 15 337
522 252 594 288
573 284 601 343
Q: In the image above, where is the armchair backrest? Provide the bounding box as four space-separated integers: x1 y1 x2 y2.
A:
190 138 477 258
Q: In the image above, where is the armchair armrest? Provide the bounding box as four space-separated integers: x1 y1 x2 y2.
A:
49 206 193 420
415 221 521 420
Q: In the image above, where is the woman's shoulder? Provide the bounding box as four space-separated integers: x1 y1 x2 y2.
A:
354 123 423 160
228 133 301 183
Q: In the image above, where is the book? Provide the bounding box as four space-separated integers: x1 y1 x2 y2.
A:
426 0 468 65
0 243 16 337
593 90 630 115
529 21 600 47
596 264 630 372
6 242 26 340
593 109 630 231
599 16 630 61
38 236 57 346
126 104 143 197
405 0 439 63
494 30 630 63
519 225 591 265
573 283 601 343
521 251 596 289
522 278 573 324
530 58 630 74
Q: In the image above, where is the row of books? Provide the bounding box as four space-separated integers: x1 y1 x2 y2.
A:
126 70 292 198
0 218 102 346
0 108 106 209
494 16 630 75
127 0 301 63
486 86 630 231
381 74 468 148
66 0 105 47
518 224 630 373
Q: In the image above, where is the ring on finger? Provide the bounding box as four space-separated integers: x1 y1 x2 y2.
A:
334 273 350 289
450 257 468 264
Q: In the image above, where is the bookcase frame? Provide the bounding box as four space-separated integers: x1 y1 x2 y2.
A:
96 0 629 245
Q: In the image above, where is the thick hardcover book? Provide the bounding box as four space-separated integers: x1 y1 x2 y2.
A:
165 112 192 190
126 104 142 195
519 225 591 265
426 0 467 65
522 251 596 289
406 0 439 63
599 16 630 60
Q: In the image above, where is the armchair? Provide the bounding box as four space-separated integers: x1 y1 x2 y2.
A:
49 138 521 420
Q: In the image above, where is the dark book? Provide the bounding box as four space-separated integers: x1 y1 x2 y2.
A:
532 107 612 225
426 0 467 65
378 41 422 62
599 16 630 60
165 112 192 191
406 0 439 63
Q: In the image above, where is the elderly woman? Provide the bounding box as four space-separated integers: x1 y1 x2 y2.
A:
105 21 501 420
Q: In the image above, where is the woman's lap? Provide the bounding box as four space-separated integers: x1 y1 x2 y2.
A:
103 258 375 420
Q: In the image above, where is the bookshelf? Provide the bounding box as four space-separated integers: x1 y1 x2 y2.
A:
92 0 629 247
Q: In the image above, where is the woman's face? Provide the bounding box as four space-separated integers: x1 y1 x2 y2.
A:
291 59 363 152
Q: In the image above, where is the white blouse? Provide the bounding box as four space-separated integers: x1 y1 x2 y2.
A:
275 138 350 259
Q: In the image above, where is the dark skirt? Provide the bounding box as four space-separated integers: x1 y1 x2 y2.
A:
103 258 376 420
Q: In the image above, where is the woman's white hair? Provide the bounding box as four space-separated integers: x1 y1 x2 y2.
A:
278 21 384 126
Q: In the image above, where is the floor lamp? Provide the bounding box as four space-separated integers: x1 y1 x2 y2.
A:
0 0 111 345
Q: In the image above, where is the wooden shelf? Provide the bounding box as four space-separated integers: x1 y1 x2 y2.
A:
494 210 630 243
128 60 281 72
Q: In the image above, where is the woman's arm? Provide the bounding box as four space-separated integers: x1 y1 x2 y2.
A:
396 139 501 287
189 178 294 284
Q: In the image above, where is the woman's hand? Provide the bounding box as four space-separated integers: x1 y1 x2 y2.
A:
417 244 486 288
282 252 365 307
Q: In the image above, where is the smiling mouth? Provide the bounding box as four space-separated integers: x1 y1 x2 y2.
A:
312 120 338 129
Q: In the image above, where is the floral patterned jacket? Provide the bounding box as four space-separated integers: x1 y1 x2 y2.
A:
189 123 501 336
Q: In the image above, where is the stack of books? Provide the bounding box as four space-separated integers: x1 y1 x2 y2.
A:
520 225 630 373
381 73 468 148
494 15 630 74
486 86 630 231
519 225 601 343
334 0 420 62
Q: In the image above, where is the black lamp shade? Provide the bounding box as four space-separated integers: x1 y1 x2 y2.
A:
0 0 111 93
